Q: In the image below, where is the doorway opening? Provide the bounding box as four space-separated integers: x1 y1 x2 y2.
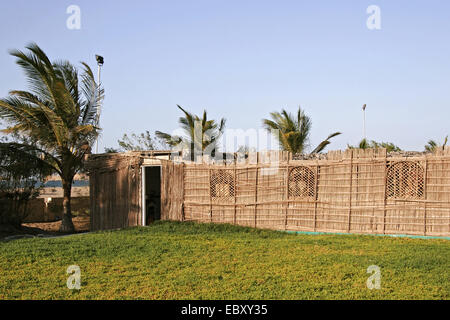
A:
142 166 161 225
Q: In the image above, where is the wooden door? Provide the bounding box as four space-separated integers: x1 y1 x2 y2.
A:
160 161 184 221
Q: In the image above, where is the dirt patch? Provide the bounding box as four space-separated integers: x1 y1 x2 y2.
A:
1 215 90 239
23 215 90 234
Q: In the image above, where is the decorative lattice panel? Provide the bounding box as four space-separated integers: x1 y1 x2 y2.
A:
210 169 235 202
288 166 316 199
386 161 425 200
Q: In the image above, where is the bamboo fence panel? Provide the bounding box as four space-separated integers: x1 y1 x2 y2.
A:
179 150 450 237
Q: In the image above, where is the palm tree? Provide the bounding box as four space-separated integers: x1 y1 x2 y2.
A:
156 105 226 160
348 139 402 152
425 136 448 152
370 141 401 152
0 43 103 232
357 138 370 149
262 107 341 154
347 138 371 150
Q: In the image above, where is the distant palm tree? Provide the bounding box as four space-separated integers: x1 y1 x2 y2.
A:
0 43 103 232
357 138 370 149
347 139 401 152
425 136 448 152
370 141 401 152
262 107 341 154
155 105 226 160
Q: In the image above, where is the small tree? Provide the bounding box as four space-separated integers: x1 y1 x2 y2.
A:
425 136 448 152
348 139 402 152
0 43 103 232
0 136 52 227
106 130 169 152
370 141 402 152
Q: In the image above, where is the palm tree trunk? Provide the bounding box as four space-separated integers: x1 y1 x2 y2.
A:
59 178 75 232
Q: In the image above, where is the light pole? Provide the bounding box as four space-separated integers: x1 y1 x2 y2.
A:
95 55 104 154
362 104 367 140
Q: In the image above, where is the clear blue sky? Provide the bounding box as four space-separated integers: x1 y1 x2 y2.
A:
1 0 449 152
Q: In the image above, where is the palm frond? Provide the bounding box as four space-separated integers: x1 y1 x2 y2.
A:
311 140 330 154
155 131 182 147
0 142 61 174
311 132 341 154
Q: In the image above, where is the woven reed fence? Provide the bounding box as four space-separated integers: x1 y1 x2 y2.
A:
180 149 450 236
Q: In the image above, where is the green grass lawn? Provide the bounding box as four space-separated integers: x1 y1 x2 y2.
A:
0 221 449 300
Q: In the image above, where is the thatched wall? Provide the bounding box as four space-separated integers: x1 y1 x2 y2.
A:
87 153 142 231
87 149 450 237
181 149 450 236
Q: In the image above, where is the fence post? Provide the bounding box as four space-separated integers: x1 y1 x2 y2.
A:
313 163 319 232
382 156 388 234
423 159 428 235
181 162 186 222
208 168 212 223
347 151 354 233
284 164 289 230
254 153 259 228
233 165 237 225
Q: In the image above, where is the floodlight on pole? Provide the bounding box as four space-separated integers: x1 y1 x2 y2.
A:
362 104 367 140
95 55 104 154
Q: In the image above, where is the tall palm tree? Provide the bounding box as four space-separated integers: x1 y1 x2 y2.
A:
155 105 226 160
0 43 103 232
262 107 341 154
425 136 448 152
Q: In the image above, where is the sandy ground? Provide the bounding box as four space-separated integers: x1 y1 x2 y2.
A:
1 215 90 239
23 215 90 233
